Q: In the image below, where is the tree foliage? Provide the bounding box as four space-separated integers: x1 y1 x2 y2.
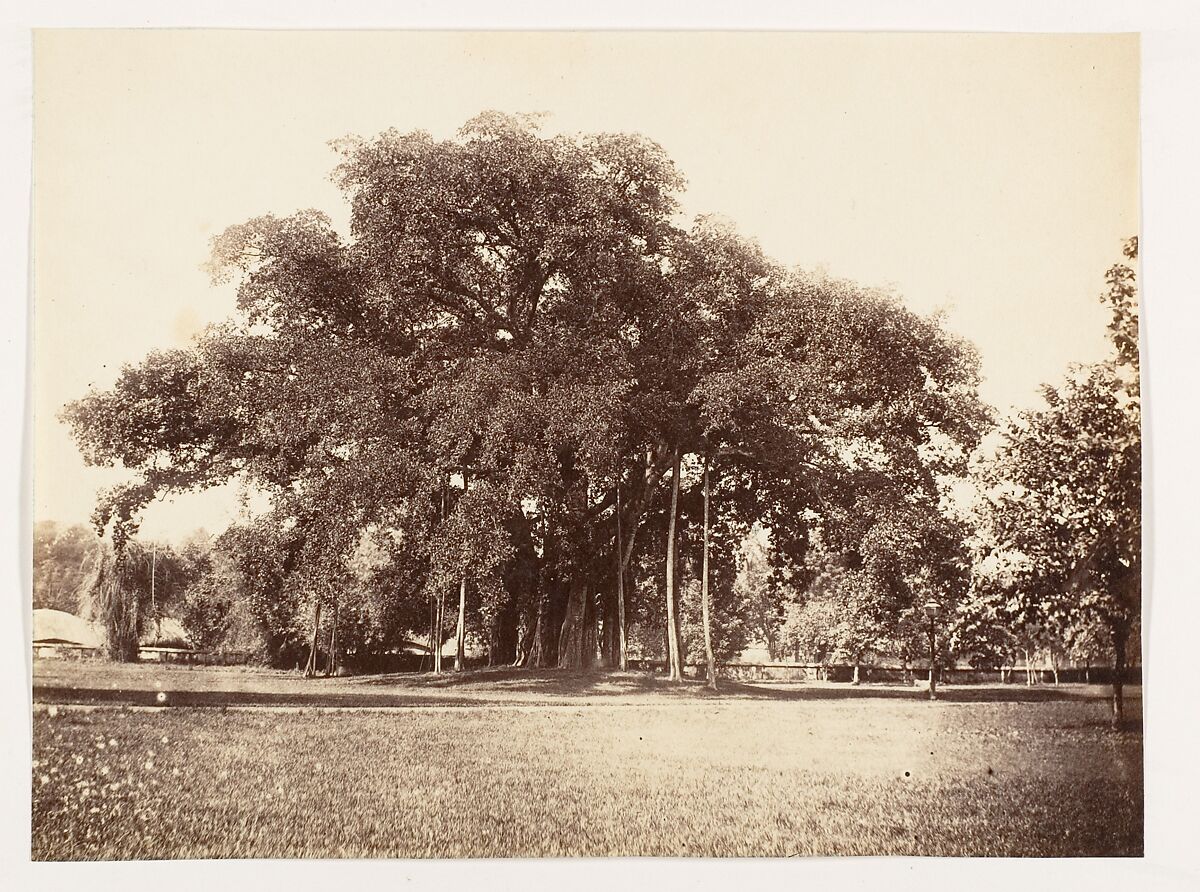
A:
62 113 989 673
76 540 194 660
33 521 100 613
972 238 1140 715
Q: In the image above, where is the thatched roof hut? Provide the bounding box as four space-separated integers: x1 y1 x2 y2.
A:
32 608 103 648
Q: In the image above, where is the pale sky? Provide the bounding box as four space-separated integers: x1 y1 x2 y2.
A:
32 30 1140 542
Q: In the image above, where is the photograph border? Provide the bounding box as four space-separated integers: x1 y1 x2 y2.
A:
5 2 1198 889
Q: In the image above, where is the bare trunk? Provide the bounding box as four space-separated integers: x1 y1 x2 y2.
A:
556 459 596 670
434 589 445 674
523 514 558 669
490 508 531 666
523 592 549 668
585 590 600 666
664 447 684 682
599 586 618 668
700 455 717 690
490 606 520 667
513 611 532 666
433 484 448 674
427 596 437 673
557 578 592 669
455 468 469 671
616 483 628 671
1112 626 1127 728
852 663 860 686
324 597 339 677
455 577 467 671
1050 651 1059 686
303 601 322 678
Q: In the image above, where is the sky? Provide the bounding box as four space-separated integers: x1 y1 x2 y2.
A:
32 30 1140 542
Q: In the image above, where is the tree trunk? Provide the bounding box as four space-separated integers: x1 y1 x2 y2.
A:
513 612 532 666
1112 625 1127 728
557 578 592 669
324 597 339 677
434 589 445 674
852 664 860 686
700 455 718 690
492 509 532 666
455 467 469 671
455 577 467 671
664 447 684 682
523 514 558 669
555 456 597 670
1050 651 1059 686
434 483 448 674
303 601 322 678
599 584 618 668
490 601 520 667
616 483 628 671
523 591 549 668
585 589 601 666
427 595 436 673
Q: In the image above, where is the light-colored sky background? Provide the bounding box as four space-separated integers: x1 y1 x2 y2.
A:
33 30 1140 542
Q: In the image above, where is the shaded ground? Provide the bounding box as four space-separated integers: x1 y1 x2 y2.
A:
31 691 1142 859
32 659 1128 709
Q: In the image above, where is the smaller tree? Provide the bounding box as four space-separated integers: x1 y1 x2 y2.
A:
982 238 1140 723
78 540 190 661
33 521 100 613
734 526 785 660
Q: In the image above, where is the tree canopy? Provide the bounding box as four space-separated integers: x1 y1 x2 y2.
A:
965 238 1140 720
62 112 995 673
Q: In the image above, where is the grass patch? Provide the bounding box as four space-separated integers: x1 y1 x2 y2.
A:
31 692 1141 859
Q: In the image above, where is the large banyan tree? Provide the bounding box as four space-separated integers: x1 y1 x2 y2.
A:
63 112 988 673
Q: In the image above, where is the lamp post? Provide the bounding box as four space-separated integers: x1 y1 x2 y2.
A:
923 600 941 701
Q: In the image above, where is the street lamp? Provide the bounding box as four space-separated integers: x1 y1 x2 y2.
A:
923 600 941 701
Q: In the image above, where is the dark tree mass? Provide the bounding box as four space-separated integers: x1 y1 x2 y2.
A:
60 114 1135 700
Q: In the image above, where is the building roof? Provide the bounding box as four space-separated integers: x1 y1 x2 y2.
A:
32 609 103 648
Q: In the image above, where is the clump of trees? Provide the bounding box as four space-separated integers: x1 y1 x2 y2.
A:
956 238 1141 723
74 539 198 660
33 521 99 613
58 113 1138 704
60 112 985 676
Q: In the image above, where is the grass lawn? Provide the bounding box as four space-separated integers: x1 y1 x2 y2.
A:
30 668 1142 859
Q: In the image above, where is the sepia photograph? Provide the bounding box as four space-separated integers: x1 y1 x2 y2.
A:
24 24 1152 864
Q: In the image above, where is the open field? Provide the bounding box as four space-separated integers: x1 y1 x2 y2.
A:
31 665 1142 859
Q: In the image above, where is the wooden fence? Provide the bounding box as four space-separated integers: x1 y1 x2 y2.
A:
625 659 1141 685
137 647 254 666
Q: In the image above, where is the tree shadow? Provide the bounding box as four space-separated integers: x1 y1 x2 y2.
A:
30 686 489 709
33 666 1140 718
351 666 671 697
350 667 1122 705
714 681 1103 704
